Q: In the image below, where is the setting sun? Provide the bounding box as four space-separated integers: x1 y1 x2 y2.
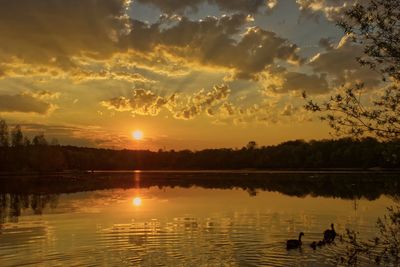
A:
132 130 143 141
132 197 142 206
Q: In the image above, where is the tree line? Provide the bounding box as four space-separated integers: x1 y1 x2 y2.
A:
0 120 399 172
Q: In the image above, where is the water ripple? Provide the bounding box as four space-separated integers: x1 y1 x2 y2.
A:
0 187 392 266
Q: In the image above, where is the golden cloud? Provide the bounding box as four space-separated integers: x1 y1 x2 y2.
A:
124 15 301 80
101 84 309 125
0 91 58 114
296 0 355 21
101 84 230 119
0 1 300 83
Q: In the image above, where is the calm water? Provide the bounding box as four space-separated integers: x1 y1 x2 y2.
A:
0 172 398 266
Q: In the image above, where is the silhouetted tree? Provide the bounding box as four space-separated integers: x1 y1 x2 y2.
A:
0 119 399 171
337 0 400 82
50 138 59 146
32 134 48 146
246 141 257 150
23 136 31 146
305 1 400 140
339 206 400 266
0 119 9 147
11 125 23 147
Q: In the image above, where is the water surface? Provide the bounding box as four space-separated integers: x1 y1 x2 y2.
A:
0 172 398 266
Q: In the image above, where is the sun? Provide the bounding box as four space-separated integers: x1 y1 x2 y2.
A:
132 130 143 140
132 197 142 206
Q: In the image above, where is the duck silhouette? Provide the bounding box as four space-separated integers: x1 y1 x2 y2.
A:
286 232 304 249
323 223 336 243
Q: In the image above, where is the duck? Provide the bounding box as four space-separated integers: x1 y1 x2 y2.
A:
323 223 336 243
311 239 326 249
286 232 304 249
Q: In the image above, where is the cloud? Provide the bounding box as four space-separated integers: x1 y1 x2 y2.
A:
318 37 334 51
103 82 311 125
281 103 297 116
221 99 312 125
0 92 56 114
16 122 226 150
101 82 315 126
218 102 237 121
0 0 131 68
101 88 175 116
309 35 381 88
0 0 148 83
0 56 159 85
102 84 230 119
0 66 5 78
0 1 298 83
69 69 155 84
270 71 329 94
125 14 300 80
29 90 60 100
296 0 355 21
18 123 133 148
175 84 230 119
136 0 278 14
217 101 281 125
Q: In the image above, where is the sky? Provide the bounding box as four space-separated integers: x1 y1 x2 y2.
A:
0 0 383 150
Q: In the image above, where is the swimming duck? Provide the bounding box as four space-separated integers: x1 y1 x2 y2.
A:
323 223 336 243
286 232 304 249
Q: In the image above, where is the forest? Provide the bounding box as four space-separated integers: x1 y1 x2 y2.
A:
0 120 400 172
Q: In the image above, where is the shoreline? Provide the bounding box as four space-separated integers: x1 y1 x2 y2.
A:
1 168 400 177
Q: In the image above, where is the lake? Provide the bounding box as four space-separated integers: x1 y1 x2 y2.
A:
0 171 399 266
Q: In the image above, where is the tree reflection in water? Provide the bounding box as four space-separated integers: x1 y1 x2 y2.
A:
1 172 400 199
1 172 400 238
1 172 400 265
0 193 59 225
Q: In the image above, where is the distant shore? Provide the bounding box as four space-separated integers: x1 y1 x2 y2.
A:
1 168 400 177
1 137 400 172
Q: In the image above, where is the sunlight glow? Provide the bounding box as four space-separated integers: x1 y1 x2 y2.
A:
132 197 142 206
132 130 143 140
